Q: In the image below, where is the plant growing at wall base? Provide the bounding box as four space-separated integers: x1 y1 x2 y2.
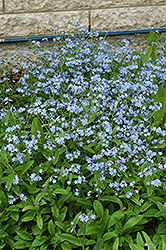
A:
1 24 166 249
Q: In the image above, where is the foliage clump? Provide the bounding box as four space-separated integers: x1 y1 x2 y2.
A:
1 24 166 249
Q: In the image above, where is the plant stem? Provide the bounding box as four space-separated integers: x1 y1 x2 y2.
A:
83 222 86 250
4 160 15 174
74 229 84 249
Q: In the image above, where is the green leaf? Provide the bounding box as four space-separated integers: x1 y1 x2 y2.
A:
10 212 19 221
83 146 95 154
59 146 66 155
93 238 104 250
50 237 58 247
145 46 152 64
138 55 143 69
53 149 59 164
129 243 145 250
88 116 97 124
112 126 118 136
154 211 166 218
142 231 156 250
31 117 45 143
53 188 68 195
136 232 144 248
4 110 12 123
124 234 133 244
0 243 6 249
72 197 92 207
6 173 14 191
161 32 166 39
113 210 124 220
112 139 121 145
149 196 165 204
162 238 166 250
151 48 157 62
61 241 72 250
37 215 43 229
143 208 158 217
59 207 67 222
131 198 141 206
93 200 104 219
154 83 166 126
34 192 46 204
32 236 48 247
140 202 152 212
112 238 119 250
82 105 89 113
123 215 143 232
22 205 36 212
40 244 48 250
94 172 105 190
100 196 123 209
57 192 73 209
158 221 166 234
21 160 34 176
100 209 109 232
0 132 6 139
103 232 117 242
48 219 55 236
14 240 31 249
51 205 59 217
157 201 166 211
60 234 82 246
17 230 33 241
0 231 7 239
55 221 66 231
107 211 124 229
85 224 100 236
0 189 7 211
22 216 34 222
147 30 159 46
5 237 15 249
153 233 161 247
86 239 96 246
28 187 40 194
0 146 8 161
59 131 67 138
95 140 103 151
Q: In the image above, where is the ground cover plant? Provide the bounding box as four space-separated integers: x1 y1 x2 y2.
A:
1 24 166 250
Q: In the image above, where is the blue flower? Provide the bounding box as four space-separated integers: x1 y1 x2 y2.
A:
90 214 96 220
74 189 79 196
51 26 58 31
8 195 17 204
21 50 29 54
126 192 132 199
70 222 76 233
139 199 144 204
151 179 162 187
12 175 19 185
20 193 27 201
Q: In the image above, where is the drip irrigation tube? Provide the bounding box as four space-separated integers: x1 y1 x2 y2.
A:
0 28 166 43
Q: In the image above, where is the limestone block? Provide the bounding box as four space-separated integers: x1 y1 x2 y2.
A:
0 11 89 39
5 0 149 13
5 0 91 12
107 0 149 8
91 6 166 32
151 0 166 5
0 1 3 13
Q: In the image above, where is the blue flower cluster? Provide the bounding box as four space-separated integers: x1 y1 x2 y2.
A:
0 28 166 208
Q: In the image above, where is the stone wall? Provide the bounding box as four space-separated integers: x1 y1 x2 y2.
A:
0 1 166 69
0 0 166 39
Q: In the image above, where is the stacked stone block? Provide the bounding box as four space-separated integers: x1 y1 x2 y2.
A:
0 0 166 39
